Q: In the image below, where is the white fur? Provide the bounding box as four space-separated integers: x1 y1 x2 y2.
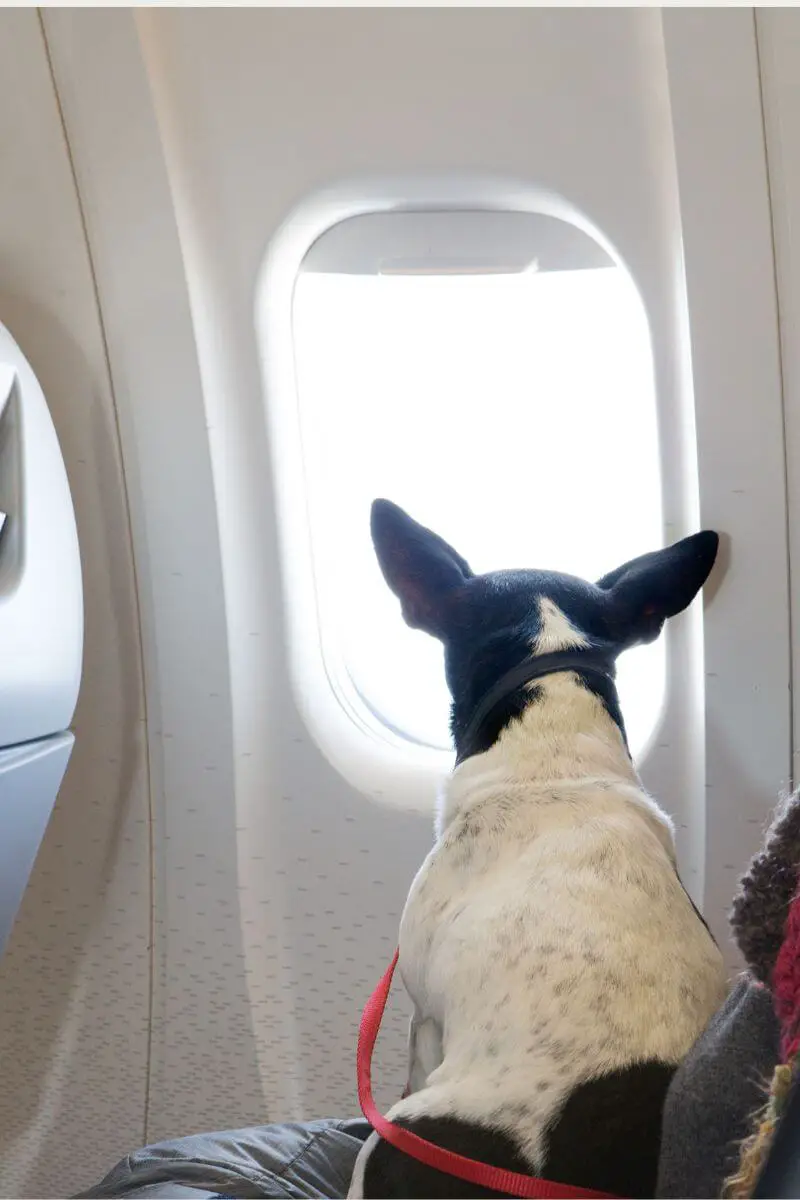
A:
534 596 589 652
348 599 727 1196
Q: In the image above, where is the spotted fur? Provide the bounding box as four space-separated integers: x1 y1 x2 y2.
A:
348 501 727 1199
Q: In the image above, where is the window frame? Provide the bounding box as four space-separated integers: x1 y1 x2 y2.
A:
256 175 702 815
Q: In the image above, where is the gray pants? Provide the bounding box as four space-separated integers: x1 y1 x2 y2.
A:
76 1119 371 1200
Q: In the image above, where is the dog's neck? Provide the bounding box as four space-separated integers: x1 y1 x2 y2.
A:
437 670 669 849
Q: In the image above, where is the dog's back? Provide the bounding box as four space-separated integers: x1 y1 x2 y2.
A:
348 502 727 1198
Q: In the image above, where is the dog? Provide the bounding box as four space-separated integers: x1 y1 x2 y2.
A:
347 500 728 1199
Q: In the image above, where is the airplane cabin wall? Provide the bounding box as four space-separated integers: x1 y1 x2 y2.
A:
0 10 150 1195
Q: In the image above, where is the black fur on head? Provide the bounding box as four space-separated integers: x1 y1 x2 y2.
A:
370 498 719 759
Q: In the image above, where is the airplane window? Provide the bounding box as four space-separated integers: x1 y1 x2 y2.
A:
291 211 663 758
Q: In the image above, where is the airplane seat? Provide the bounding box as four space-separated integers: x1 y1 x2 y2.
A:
0 319 83 960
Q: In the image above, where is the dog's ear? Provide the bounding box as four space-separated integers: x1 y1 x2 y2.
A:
370 499 473 638
597 531 719 647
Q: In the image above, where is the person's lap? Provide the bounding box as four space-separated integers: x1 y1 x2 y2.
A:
75 1119 371 1200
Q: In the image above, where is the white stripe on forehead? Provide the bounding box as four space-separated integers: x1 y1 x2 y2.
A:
535 596 590 653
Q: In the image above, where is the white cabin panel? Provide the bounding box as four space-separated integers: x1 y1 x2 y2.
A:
757 9 800 772
0 10 149 1197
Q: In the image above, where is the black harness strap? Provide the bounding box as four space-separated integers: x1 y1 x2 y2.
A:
457 648 616 765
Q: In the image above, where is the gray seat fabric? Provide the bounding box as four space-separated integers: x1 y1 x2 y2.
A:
75 1119 371 1200
656 975 779 1199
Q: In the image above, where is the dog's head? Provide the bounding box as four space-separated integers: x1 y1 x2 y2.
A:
370 499 718 757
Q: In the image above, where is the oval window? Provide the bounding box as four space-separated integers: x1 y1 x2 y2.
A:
291 210 663 758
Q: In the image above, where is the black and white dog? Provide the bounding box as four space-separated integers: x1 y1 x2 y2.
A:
348 500 727 1199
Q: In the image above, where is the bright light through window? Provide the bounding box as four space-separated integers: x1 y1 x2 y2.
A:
292 221 663 758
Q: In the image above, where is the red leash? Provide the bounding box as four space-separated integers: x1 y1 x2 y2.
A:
357 950 620 1199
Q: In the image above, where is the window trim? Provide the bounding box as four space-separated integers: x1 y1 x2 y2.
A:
255 175 696 812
